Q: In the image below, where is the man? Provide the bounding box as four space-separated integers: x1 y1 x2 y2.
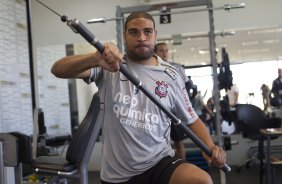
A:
226 84 239 108
51 12 226 184
261 84 270 114
271 68 282 107
154 42 188 159
226 84 239 133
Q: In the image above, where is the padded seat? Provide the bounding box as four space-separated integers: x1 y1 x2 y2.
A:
31 92 102 184
32 156 76 172
9 92 102 184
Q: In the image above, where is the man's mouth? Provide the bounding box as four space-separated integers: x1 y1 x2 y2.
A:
136 44 148 48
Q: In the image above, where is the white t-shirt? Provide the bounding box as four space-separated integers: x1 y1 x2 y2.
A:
227 84 239 107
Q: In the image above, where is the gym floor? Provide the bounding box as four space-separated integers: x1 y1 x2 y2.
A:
75 165 282 184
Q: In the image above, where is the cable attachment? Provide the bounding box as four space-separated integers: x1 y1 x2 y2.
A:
66 19 79 34
61 15 68 22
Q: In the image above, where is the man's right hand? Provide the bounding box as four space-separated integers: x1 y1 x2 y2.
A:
95 43 123 72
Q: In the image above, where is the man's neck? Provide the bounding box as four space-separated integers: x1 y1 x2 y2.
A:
127 55 158 66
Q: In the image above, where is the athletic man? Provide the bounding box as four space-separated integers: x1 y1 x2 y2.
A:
51 11 226 184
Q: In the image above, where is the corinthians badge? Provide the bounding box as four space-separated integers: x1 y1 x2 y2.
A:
155 81 168 98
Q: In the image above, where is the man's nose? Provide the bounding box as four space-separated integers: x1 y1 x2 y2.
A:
137 32 146 41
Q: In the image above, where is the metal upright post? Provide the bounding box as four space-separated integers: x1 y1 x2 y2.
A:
0 141 4 184
116 6 125 53
207 0 222 145
207 1 227 183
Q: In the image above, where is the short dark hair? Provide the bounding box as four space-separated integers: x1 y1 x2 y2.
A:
154 42 167 52
124 12 155 30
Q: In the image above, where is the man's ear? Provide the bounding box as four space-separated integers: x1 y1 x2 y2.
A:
155 30 157 42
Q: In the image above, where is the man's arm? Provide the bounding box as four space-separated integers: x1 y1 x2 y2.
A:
188 118 226 168
188 118 214 148
51 43 122 79
51 53 97 79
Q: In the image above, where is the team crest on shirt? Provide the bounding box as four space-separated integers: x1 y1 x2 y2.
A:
164 68 177 80
155 81 168 98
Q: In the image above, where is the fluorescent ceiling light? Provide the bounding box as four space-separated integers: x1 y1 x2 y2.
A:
87 18 106 23
242 41 259 46
263 40 279 44
243 48 269 53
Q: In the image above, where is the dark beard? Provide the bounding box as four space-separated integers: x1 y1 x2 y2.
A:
126 48 154 61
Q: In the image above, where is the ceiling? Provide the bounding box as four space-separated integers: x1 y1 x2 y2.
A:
161 26 282 67
83 1 282 68
134 0 282 67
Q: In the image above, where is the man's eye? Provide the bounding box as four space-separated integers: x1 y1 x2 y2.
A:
145 30 152 35
129 31 137 36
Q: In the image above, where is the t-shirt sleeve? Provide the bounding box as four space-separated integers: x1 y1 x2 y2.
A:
83 67 102 84
173 79 198 125
178 65 189 83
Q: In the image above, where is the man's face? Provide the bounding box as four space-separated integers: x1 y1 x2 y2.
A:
124 18 157 62
155 44 169 61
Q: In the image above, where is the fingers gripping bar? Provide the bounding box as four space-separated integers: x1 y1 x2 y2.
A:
68 19 231 173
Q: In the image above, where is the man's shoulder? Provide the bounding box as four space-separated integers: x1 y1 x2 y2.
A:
274 78 282 83
159 60 178 71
